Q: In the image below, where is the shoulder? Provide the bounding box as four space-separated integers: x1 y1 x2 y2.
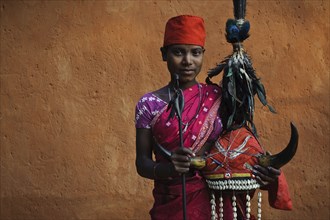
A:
136 85 169 105
136 92 167 107
135 89 167 120
136 92 155 104
135 90 167 129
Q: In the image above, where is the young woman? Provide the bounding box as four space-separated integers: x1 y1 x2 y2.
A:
135 15 220 219
135 15 285 220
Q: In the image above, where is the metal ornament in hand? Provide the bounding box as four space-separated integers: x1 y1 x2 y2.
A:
167 74 184 121
166 74 187 220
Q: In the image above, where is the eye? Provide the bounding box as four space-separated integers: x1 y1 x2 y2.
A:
171 48 183 56
192 48 204 56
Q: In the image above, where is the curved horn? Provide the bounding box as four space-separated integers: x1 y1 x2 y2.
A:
258 122 299 169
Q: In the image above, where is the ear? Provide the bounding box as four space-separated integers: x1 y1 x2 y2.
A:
160 47 167 61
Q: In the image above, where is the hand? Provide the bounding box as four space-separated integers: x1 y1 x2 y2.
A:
252 165 281 186
170 147 195 174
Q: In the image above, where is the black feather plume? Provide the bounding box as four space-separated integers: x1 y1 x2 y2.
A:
207 0 275 136
207 45 276 136
233 0 247 20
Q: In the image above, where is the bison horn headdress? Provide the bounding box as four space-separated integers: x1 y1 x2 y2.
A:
202 0 299 219
205 0 298 170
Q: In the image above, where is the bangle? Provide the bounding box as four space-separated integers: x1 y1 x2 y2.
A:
153 163 160 179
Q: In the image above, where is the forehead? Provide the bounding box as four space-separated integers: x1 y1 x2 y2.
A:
168 44 203 50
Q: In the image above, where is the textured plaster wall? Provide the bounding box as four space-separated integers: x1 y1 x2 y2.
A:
0 1 329 220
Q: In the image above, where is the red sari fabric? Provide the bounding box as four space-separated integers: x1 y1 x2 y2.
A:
267 172 293 210
150 83 221 220
150 175 212 220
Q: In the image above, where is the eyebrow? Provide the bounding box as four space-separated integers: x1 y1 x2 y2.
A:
170 46 203 50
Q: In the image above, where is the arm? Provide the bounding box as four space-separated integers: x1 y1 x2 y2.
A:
136 128 195 180
135 128 156 179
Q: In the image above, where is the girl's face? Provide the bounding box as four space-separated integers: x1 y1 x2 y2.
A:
164 44 205 88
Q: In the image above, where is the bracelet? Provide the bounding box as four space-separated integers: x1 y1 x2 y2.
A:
153 163 160 179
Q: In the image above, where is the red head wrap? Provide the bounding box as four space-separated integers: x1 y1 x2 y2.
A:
163 15 206 47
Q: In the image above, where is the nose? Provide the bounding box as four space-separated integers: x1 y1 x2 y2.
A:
182 53 192 66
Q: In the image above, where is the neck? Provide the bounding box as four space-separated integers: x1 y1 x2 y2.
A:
169 79 198 90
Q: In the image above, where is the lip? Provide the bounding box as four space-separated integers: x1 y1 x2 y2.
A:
180 69 195 75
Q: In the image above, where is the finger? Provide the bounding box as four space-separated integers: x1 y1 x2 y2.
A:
172 160 191 168
172 161 190 173
255 176 267 186
176 168 189 173
174 147 195 157
253 165 269 175
174 168 189 173
252 168 275 183
171 154 191 162
174 167 190 173
267 166 281 176
254 165 281 181
173 166 189 173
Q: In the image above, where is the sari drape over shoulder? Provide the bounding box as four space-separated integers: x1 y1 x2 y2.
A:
150 83 221 220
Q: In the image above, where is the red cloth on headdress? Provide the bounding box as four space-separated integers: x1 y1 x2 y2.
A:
163 15 206 47
266 172 293 210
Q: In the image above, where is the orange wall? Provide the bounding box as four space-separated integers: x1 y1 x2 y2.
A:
1 1 329 219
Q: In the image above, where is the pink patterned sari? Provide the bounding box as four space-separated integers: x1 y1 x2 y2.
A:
151 83 221 158
150 83 221 220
